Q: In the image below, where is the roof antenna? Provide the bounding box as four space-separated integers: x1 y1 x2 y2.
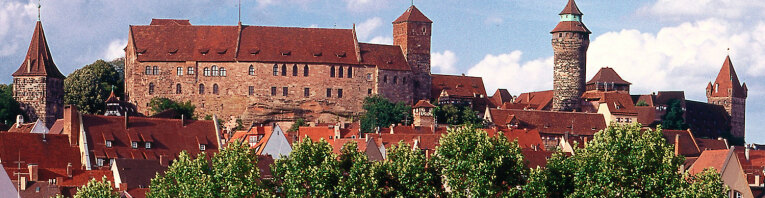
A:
238 0 242 25
37 0 41 21
411 0 414 6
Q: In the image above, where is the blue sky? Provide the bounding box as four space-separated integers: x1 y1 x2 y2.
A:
1 0 763 143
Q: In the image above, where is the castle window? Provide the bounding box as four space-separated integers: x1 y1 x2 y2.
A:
366 73 372 81
177 67 183 76
368 89 372 95
145 66 151 75
220 67 227 76
338 67 344 78
304 88 310 98
153 66 159 75
188 67 195 75
145 142 152 149
176 84 182 94
249 86 255 96
213 84 219 95
132 141 138 149
249 65 255 76
330 66 335 77
273 64 278 76
281 64 287 76
337 89 343 98
105 140 112 148
149 83 155 95
292 64 298 76
326 88 332 97
199 84 205 95
559 33 562 37
282 87 288 96
383 75 388 83
304 65 309 76
271 87 277 96
393 76 398 84
347 67 352 78
204 67 210 76
212 65 219 76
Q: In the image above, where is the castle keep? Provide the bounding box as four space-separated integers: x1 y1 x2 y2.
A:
707 56 748 138
551 0 591 112
124 6 432 124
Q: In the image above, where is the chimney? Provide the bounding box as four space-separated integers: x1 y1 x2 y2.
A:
19 176 27 191
125 113 129 129
16 115 23 127
389 124 395 134
159 155 167 167
28 164 38 181
746 144 751 161
334 124 341 139
66 163 73 178
674 134 680 156
63 105 80 146
431 124 436 134
181 114 185 127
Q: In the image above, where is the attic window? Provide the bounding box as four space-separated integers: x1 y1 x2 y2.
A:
249 49 260 55
199 144 206 151
105 140 112 148
313 51 322 57
131 141 138 149
145 142 152 149
168 48 178 54
336 52 347 57
216 49 227 54
199 49 210 55
137 49 147 55
386 60 393 64
281 50 291 56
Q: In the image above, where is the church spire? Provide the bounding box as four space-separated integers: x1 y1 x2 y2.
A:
12 20 64 78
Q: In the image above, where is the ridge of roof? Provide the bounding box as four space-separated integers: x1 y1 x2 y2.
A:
393 5 432 23
710 55 746 98
587 67 631 85
559 0 583 15
12 21 65 78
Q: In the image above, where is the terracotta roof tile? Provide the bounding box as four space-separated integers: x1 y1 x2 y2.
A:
586 67 631 85
696 138 728 151
12 21 64 78
662 130 701 157
0 133 81 170
431 74 488 99
551 21 591 34
359 43 410 71
510 90 553 111
688 149 730 175
413 100 436 108
522 150 554 169
393 5 432 23
581 91 638 116
709 56 747 98
559 0 583 15
635 106 657 126
489 89 513 107
113 159 166 189
487 109 605 136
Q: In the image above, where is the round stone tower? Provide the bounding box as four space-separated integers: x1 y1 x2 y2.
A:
551 0 591 112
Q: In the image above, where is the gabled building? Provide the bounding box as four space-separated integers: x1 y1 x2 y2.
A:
586 67 631 93
251 125 292 159
431 74 491 110
689 148 753 198
581 91 638 126
505 90 553 111
484 109 605 150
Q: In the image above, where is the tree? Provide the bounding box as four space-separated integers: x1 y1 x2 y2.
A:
381 141 443 197
434 104 485 127
0 84 24 126
432 125 526 197
148 152 214 198
360 95 411 133
523 151 574 198
64 59 123 114
288 118 307 132
73 176 119 198
335 141 382 197
148 97 196 119
679 168 728 198
108 57 125 80
662 99 688 130
271 137 340 197
211 141 264 198
636 100 649 106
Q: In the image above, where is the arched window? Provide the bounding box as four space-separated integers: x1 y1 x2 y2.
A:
176 84 182 94
213 84 219 95
220 67 227 76
199 84 205 95
204 67 210 76
212 65 219 76
330 66 335 77
281 64 287 76
291 64 297 76
249 65 255 76
152 66 159 75
383 75 388 83
303 65 309 76
347 67 352 78
338 67 344 78
149 83 155 94
393 76 398 84
403 77 407 84
273 64 278 76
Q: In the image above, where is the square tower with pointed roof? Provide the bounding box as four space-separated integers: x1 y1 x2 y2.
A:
12 21 65 128
706 55 747 139
393 5 432 101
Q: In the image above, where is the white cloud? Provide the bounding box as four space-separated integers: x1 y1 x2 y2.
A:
466 51 553 94
587 18 765 100
356 17 382 40
640 0 765 20
0 0 37 56
431 50 458 74
343 0 389 12
485 16 503 25
368 36 392 45
103 39 127 61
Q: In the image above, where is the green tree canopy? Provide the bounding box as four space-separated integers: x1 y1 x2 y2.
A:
380 141 443 197
678 168 728 198
662 99 688 130
72 176 119 198
148 151 214 198
360 95 411 133
147 97 196 119
432 125 526 197
271 137 340 197
0 84 24 126
335 141 382 197
64 59 123 114
433 104 485 127
211 141 263 198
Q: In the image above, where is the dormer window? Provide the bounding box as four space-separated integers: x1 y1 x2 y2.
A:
132 141 138 149
199 144 206 151
105 140 112 148
145 142 152 149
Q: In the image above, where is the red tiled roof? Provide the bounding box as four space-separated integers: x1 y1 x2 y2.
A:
632 94 655 106
112 159 166 189
0 133 81 170
7 123 34 133
559 0 583 15
487 109 605 136
551 21 591 34
737 149 765 185
581 91 638 116
49 119 64 134
587 67 631 85
12 21 64 78
393 5 432 23
431 74 488 99
662 130 701 157
150 19 190 26
58 169 114 187
635 106 657 126
522 150 554 169
510 90 553 111
257 155 275 179
125 188 150 198
81 115 219 165
654 91 685 105
688 149 730 175
483 128 544 151
709 56 747 98
696 138 728 151
106 90 120 103
359 43 410 71
489 89 513 107
413 100 436 108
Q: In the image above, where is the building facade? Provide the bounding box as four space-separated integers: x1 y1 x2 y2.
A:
12 21 65 128
124 6 432 125
551 0 591 112
706 56 747 139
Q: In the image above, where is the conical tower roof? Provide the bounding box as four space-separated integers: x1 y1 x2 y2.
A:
393 5 432 23
710 55 746 98
12 21 64 78
560 0 583 15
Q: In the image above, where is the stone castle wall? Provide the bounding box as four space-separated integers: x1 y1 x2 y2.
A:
708 96 746 138
394 22 432 101
13 76 64 127
552 32 589 111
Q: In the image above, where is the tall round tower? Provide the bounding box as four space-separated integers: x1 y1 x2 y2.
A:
551 0 591 112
